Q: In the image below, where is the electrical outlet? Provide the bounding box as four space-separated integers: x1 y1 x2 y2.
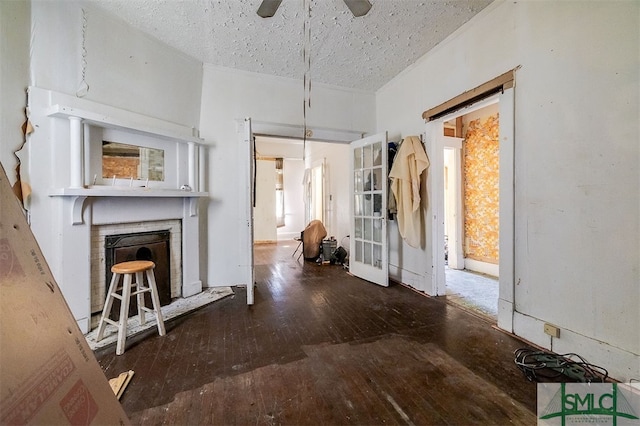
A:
544 323 560 338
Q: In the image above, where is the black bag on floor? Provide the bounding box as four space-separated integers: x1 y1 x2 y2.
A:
331 246 348 265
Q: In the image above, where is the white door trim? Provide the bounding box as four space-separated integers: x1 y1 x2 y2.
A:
425 90 515 331
443 137 464 270
237 118 255 305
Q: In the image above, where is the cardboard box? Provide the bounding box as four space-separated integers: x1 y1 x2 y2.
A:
0 164 130 425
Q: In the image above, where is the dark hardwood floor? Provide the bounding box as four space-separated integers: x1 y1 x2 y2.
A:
94 241 537 425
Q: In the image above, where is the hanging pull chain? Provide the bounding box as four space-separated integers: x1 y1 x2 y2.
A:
302 0 312 160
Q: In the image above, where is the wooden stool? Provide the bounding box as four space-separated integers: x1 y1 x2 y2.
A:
96 260 166 355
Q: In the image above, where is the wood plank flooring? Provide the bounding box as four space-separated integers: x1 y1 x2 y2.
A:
94 242 537 425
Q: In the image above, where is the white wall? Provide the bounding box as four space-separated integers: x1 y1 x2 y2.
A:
1 0 203 186
29 1 202 129
254 158 277 242
377 1 639 380
256 137 304 159
280 158 305 240
305 141 351 243
200 65 375 286
22 0 203 243
0 0 30 185
19 0 203 197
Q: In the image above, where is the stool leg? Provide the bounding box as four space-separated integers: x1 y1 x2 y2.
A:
145 269 166 336
96 272 120 342
116 273 133 355
135 270 146 325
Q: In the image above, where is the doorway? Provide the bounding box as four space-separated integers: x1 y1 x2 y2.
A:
253 137 305 243
442 102 500 319
252 134 351 253
424 75 516 332
241 120 357 305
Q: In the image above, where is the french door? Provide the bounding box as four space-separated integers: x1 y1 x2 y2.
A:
349 132 389 287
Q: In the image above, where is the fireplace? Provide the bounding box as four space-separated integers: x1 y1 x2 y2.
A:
104 230 172 319
28 87 207 333
91 219 183 323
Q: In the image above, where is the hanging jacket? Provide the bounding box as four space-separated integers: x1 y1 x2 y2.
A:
389 136 430 248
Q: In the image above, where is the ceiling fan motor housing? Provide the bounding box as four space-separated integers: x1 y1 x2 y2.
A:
257 0 372 18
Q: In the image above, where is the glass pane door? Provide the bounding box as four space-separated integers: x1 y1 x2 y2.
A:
349 132 388 287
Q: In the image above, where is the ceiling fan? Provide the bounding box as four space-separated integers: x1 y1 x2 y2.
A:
257 0 372 18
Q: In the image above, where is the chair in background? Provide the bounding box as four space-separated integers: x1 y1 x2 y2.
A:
292 233 303 261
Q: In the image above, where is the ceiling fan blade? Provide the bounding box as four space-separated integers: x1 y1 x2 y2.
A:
257 0 283 18
344 0 372 17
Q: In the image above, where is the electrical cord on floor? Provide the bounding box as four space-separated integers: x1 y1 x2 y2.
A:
514 348 608 383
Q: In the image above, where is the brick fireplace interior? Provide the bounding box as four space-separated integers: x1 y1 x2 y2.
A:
91 219 182 327
104 229 172 320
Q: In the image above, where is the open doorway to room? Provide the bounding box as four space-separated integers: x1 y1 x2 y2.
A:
240 120 362 305
442 101 500 320
252 135 350 260
424 69 516 331
253 136 306 244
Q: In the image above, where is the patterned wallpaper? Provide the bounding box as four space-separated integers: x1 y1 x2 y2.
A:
464 113 499 264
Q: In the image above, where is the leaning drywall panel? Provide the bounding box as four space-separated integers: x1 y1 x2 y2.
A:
0 164 130 425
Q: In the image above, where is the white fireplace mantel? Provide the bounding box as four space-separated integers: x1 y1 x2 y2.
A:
46 104 203 143
49 188 208 225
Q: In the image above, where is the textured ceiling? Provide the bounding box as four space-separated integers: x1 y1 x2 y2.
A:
91 0 493 92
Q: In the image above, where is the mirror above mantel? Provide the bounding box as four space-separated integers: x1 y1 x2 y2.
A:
102 141 165 182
